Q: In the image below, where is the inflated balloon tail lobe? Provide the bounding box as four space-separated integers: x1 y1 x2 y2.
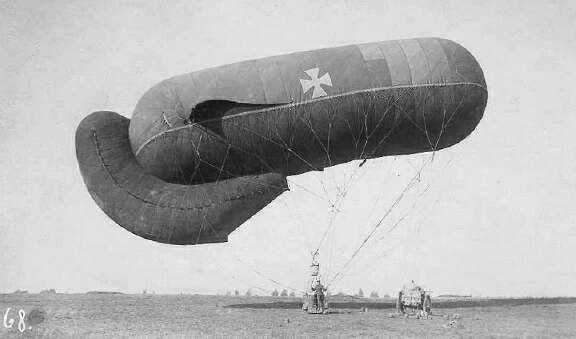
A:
75 111 289 245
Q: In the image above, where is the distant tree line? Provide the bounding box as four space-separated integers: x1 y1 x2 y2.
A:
221 287 390 298
271 289 296 297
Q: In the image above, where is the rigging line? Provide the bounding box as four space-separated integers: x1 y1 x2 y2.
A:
332 153 455 286
315 205 344 278
358 95 398 160
358 187 430 276
419 88 436 152
298 114 332 167
136 82 484 157
322 109 346 208
327 121 333 166
192 157 286 192
318 172 336 209
324 115 338 204
404 90 436 153
312 163 365 278
296 114 340 206
346 158 395 228
391 92 427 134
230 254 303 293
219 121 335 203
355 95 373 161
317 148 384 247
209 260 273 295
369 156 454 265
188 139 329 204
161 112 173 128
187 131 204 183
220 120 336 205
436 84 473 144
224 119 320 173
194 215 206 245
361 97 417 160
346 151 392 202
330 213 411 288
323 143 374 212
190 213 222 246
314 155 372 254
207 207 309 294
314 199 342 253
215 144 231 182
340 115 361 156
435 107 448 151
278 198 318 249
188 246 275 295
371 216 411 264
324 167 353 214
414 46 450 153
322 159 364 276
327 156 432 287
172 131 187 183
325 105 342 187
325 215 335 283
378 213 410 241
364 156 420 223
375 157 436 235
432 77 454 152
268 110 314 174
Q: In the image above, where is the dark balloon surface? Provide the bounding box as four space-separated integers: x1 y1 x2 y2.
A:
75 38 487 245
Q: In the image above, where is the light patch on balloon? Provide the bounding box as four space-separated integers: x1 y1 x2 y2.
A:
358 43 385 61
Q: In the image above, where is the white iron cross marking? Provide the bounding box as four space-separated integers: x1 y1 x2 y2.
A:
300 68 332 99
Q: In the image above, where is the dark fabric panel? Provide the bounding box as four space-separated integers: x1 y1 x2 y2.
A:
357 42 393 88
313 45 372 96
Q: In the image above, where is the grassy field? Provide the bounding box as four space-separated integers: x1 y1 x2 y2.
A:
1 294 575 338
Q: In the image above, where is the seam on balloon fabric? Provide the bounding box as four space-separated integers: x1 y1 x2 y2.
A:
91 131 284 211
135 82 487 157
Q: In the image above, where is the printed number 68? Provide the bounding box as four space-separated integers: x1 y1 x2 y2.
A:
3 308 27 332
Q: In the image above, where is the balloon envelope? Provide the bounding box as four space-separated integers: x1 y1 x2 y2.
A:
75 37 487 245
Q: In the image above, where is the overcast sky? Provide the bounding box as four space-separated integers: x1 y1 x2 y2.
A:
1 0 575 297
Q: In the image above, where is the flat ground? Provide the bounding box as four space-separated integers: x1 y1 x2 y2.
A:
1 294 575 338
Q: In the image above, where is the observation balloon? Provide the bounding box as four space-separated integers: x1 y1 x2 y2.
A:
75 37 487 245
